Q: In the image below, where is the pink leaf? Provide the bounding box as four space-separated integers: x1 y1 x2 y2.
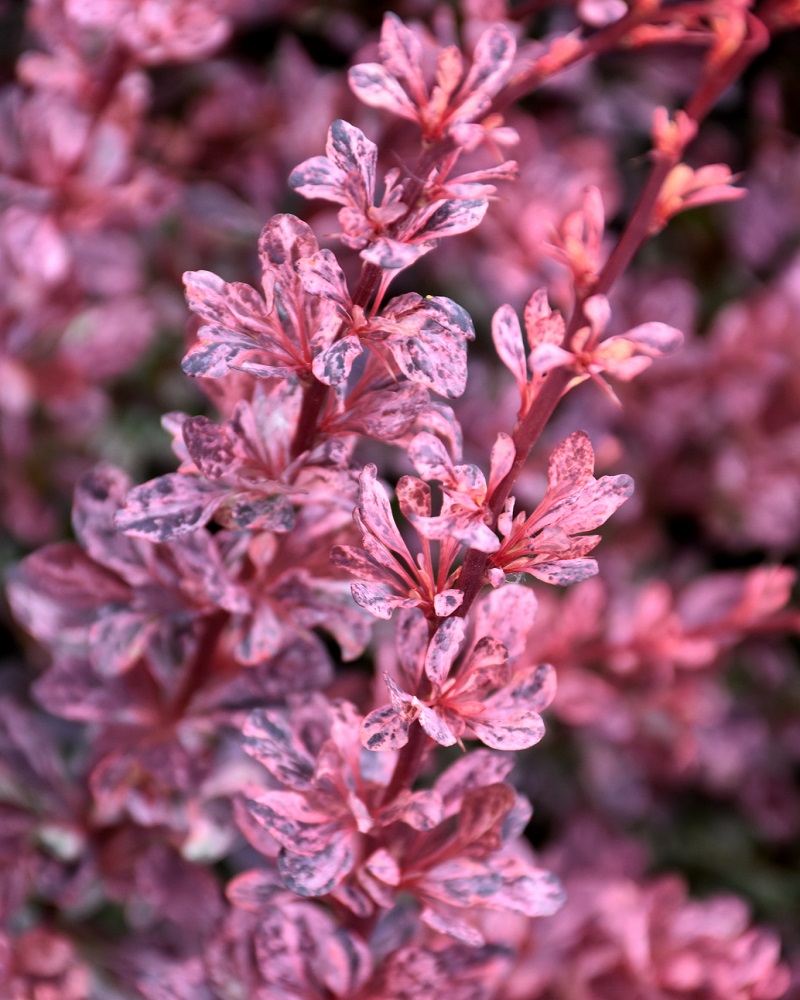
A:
491 304 526 390
278 836 356 896
348 64 418 122
289 154 349 204
89 610 154 676
547 430 596 494
529 558 599 585
245 790 340 854
459 23 516 109
408 432 454 481
312 336 363 386
472 584 537 659
361 705 409 751
295 249 351 311
469 713 546 750
415 199 488 239
226 869 286 912
435 750 515 811
420 906 485 947
360 237 432 270
181 417 237 481
114 474 223 542
379 12 423 85
326 118 377 200
425 617 467 687
433 589 464 617
242 709 316 790
418 706 459 747
396 476 433 519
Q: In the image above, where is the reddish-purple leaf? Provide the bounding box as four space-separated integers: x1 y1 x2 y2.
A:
7 544 128 649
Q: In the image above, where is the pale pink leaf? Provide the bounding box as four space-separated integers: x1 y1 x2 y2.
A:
420 906 485 947
491 304 526 390
425 616 467 687
312 336 363 386
242 709 315 790
415 199 488 239
418 706 458 747
470 713 546 750
361 705 409 751
433 589 464 617
546 430 596 494
288 154 349 205
459 24 516 108
396 476 432 518
245 790 339 855
529 558 599 585
360 237 432 270
295 249 351 311
278 837 356 896
348 64 418 121
326 118 376 200
114 474 223 542
378 12 423 85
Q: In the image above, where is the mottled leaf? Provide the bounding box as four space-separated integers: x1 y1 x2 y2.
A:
361 704 409 751
114 474 223 541
348 64 418 122
425 616 466 687
491 304 526 389
242 709 315 789
278 836 356 896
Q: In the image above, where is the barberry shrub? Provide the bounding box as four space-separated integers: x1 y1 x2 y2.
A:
2 2 799 998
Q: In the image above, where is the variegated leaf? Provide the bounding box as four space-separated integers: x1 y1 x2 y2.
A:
114 474 223 541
